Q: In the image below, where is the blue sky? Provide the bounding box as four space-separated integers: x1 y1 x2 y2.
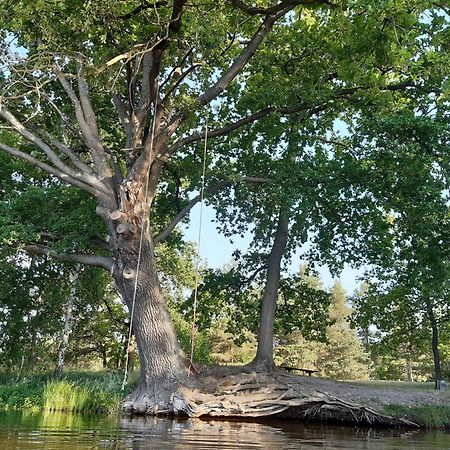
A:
182 203 364 295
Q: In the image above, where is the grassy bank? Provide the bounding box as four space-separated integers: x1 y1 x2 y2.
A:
357 380 436 391
384 404 450 429
1 371 450 428
0 371 134 415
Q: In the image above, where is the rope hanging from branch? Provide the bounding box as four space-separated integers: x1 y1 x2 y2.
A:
189 115 209 371
121 81 160 391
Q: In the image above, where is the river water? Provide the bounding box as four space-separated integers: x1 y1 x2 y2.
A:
0 411 449 449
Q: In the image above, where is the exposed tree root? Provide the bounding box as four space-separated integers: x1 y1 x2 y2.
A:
123 369 419 428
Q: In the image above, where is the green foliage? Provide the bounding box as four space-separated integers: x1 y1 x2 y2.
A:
0 372 128 414
43 376 123 414
0 0 448 385
170 309 211 364
384 404 450 428
0 160 104 252
0 252 125 371
182 263 332 345
208 329 256 365
277 268 332 339
371 354 432 382
348 111 449 382
276 282 372 380
179 263 261 342
0 374 44 411
275 331 324 370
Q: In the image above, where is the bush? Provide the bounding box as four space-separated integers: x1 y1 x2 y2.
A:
170 310 212 363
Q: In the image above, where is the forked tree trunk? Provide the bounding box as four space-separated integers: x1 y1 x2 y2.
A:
250 213 289 372
54 265 81 378
114 231 189 413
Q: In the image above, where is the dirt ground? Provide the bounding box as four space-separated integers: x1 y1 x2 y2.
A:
193 365 450 419
284 374 450 409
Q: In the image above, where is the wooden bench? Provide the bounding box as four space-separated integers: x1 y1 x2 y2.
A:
280 366 319 376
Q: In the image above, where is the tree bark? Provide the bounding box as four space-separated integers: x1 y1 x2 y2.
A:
250 212 289 371
54 265 81 378
426 301 442 389
406 358 414 383
27 330 37 371
113 230 189 413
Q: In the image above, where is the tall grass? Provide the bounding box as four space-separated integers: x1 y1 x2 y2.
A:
384 404 450 428
0 371 134 414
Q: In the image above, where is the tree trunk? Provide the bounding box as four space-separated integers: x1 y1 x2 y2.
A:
250 213 289 372
406 358 413 383
426 301 442 389
114 231 189 413
54 265 81 378
127 334 136 372
102 348 107 368
362 327 371 353
27 330 37 371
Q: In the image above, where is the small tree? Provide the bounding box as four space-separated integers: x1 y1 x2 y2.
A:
317 283 371 380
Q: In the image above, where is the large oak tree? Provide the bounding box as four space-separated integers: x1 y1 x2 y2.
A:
0 0 448 413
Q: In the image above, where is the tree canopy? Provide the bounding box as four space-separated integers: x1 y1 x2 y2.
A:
0 0 448 413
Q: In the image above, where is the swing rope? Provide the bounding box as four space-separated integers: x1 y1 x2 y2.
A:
121 81 160 391
189 115 208 369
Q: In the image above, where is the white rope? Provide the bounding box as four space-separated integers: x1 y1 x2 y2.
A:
121 82 159 391
189 115 208 368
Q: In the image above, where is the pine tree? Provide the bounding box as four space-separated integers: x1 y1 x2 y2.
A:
318 282 372 380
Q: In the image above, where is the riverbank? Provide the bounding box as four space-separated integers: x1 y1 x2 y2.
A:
1 369 449 428
284 373 450 429
0 371 133 414
175 366 450 429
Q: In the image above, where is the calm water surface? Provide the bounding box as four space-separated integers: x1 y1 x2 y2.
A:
0 411 449 449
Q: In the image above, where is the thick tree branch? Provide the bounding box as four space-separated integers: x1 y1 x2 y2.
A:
154 180 233 243
76 62 101 139
55 68 98 145
112 94 134 151
35 231 113 253
0 105 111 194
0 105 88 177
126 0 188 182
55 67 114 182
154 175 270 243
89 236 113 251
117 0 168 20
28 123 96 176
165 102 325 157
23 244 115 272
167 79 423 157
0 142 107 198
197 10 293 106
112 94 130 126
230 0 332 16
138 52 154 114
167 0 188 34
335 79 415 96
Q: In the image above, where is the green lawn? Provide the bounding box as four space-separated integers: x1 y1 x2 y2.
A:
355 380 437 391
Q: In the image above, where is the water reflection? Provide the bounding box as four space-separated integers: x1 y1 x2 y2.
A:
0 411 449 449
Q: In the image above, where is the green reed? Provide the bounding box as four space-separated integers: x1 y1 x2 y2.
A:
0 371 133 414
